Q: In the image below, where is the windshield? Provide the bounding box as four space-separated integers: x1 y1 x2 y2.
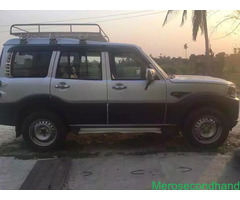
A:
140 49 168 78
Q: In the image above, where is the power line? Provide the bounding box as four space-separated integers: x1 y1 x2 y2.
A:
95 11 167 23
0 10 153 29
0 11 167 34
41 10 154 24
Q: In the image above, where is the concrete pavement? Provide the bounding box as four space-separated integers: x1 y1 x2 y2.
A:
64 153 240 189
1 152 239 190
0 157 36 190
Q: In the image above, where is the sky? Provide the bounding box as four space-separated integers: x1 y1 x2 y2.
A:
0 10 239 58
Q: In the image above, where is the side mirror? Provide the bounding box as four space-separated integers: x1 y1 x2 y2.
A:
146 68 156 81
145 69 156 90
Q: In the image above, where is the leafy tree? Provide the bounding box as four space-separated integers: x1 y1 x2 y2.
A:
213 10 240 38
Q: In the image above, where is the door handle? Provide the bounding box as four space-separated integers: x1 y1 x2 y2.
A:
112 83 127 90
55 82 70 89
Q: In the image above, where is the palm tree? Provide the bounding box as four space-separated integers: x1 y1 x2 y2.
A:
184 43 188 58
163 10 211 75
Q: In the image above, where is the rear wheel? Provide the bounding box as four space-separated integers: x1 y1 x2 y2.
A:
183 107 229 148
21 111 67 151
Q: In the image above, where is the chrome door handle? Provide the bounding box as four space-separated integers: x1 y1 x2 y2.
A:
55 82 70 89
112 83 127 90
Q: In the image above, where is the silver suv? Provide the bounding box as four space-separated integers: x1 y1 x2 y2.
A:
0 24 239 150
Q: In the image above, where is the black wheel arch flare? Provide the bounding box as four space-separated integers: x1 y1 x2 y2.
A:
165 92 239 129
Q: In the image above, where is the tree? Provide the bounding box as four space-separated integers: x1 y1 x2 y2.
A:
233 48 237 54
163 10 211 75
213 10 240 39
184 43 188 58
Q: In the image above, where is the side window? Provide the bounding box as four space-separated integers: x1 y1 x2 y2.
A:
110 52 147 80
56 51 102 80
10 51 52 78
0 49 3 68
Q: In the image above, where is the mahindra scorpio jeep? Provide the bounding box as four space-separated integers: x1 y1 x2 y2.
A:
0 24 238 150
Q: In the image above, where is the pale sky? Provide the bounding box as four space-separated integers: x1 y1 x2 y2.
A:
0 10 239 58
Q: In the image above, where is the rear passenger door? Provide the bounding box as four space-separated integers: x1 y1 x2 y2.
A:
50 49 107 125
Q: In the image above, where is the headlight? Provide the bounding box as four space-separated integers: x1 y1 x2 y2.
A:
226 85 237 98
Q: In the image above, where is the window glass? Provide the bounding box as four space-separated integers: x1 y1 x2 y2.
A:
0 49 3 67
56 52 102 80
111 53 147 80
11 51 52 78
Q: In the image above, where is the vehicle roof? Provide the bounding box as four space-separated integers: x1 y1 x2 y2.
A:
4 38 140 49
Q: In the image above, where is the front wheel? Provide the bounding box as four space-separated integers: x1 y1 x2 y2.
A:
183 107 229 148
21 111 67 151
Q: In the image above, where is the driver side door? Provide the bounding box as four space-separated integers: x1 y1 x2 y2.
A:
106 49 167 125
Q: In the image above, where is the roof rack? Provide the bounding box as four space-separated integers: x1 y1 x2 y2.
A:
10 23 110 44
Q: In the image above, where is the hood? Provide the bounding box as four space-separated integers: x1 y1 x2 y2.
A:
169 75 233 85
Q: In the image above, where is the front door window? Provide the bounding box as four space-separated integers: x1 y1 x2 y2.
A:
110 52 147 80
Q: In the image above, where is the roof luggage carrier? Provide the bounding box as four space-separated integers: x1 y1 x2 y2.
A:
10 23 110 44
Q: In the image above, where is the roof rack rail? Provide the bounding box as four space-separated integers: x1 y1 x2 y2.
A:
10 23 110 43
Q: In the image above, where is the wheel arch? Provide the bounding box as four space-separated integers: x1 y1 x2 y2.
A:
180 100 229 129
15 95 68 137
166 92 237 129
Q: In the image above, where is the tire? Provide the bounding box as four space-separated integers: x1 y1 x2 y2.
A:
182 107 229 148
21 111 67 151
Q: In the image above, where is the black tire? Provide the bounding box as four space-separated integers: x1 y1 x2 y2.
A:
21 111 67 151
182 107 229 148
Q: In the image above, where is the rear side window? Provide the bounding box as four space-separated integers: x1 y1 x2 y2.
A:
10 51 52 78
56 51 102 80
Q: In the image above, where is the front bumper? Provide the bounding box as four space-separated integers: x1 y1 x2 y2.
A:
227 97 239 129
230 119 238 130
